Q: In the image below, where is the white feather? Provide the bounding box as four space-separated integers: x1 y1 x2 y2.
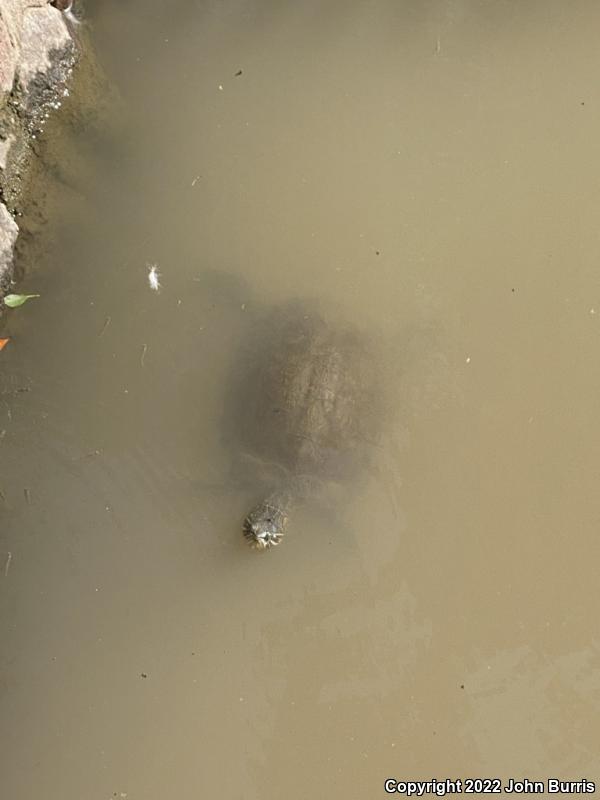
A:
147 264 161 292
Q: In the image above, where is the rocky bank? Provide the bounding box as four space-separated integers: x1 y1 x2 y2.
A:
0 0 77 299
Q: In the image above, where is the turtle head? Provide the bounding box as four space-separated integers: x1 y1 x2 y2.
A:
243 499 289 550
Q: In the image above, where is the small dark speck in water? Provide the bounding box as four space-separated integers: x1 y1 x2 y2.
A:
141 673 148 679
235 69 243 76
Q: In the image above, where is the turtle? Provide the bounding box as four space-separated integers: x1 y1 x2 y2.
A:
234 306 381 550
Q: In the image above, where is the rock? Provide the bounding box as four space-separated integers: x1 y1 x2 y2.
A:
0 11 18 98
0 201 18 292
15 3 75 131
0 132 14 169
0 0 77 306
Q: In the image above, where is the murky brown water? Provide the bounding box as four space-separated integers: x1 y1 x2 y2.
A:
2 1 600 798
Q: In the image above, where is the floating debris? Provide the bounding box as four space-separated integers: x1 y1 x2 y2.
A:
140 343 147 367
147 264 161 292
4 551 11 577
235 69 243 77
24 487 31 504
4 294 40 308
52 0 81 24
99 316 111 337
77 449 102 460
0 338 9 351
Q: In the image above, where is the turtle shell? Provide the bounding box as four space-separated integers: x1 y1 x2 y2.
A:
239 311 380 483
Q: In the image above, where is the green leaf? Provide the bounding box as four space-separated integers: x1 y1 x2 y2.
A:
3 293 41 308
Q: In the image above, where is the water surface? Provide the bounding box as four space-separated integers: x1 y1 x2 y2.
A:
1 1 599 797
